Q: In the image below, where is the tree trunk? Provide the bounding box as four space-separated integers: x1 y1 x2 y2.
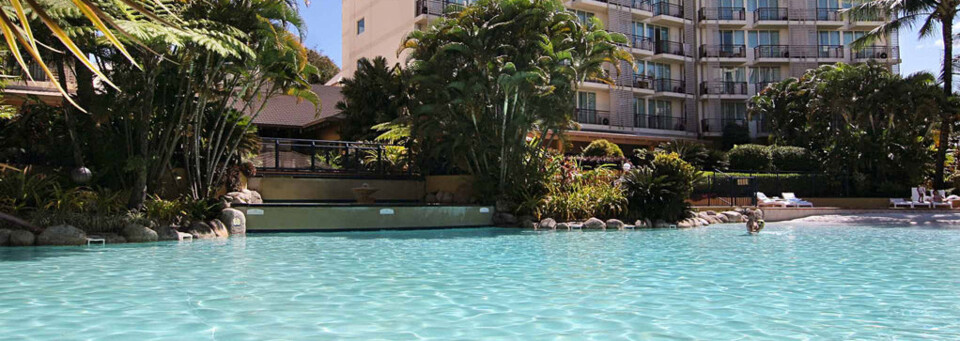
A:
57 59 85 169
127 63 159 209
935 20 954 189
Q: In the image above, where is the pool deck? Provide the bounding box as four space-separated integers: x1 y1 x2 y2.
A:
765 207 960 224
234 203 495 232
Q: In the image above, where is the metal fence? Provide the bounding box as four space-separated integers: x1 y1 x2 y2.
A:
256 138 417 177
693 170 857 206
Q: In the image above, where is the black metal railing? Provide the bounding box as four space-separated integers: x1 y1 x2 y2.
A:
652 2 684 18
700 118 748 133
653 78 688 93
416 0 466 16
754 45 843 59
700 44 747 58
575 108 612 126
631 35 654 51
634 115 688 131
699 7 746 20
257 138 416 176
619 74 655 89
854 46 898 60
754 7 788 21
701 82 748 95
627 0 653 11
654 40 688 56
815 8 841 21
752 82 778 95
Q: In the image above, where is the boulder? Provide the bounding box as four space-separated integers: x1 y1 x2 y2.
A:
677 219 697 228
156 225 182 241
493 213 517 226
696 218 711 226
37 225 87 246
424 193 438 203
224 189 264 205
583 217 606 229
653 220 672 228
220 208 246 235
521 219 536 229
556 222 570 230
100 233 127 244
209 220 230 238
8 230 35 246
186 221 220 239
605 219 625 230
538 218 557 230
0 229 11 246
634 220 650 228
121 223 158 243
716 214 730 223
721 211 743 222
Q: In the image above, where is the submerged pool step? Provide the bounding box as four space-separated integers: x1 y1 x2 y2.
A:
86 238 105 246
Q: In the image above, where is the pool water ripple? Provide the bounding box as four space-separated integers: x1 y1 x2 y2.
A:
1 224 959 340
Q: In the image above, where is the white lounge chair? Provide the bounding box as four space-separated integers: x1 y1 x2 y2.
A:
930 189 954 209
911 187 932 208
781 192 814 207
890 198 915 208
756 192 789 207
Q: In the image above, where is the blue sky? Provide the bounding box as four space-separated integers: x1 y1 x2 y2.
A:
298 1 945 77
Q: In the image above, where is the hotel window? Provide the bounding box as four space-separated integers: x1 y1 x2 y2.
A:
747 30 780 48
577 91 597 110
357 18 365 35
574 10 595 25
719 67 746 82
647 62 672 80
747 0 778 11
843 31 868 46
648 100 673 117
749 67 781 84
718 30 745 46
647 25 670 41
721 102 747 121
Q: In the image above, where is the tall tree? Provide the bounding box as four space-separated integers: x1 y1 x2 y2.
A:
306 48 340 84
849 0 959 188
336 57 405 141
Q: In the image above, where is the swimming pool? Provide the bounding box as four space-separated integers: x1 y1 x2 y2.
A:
1 223 958 340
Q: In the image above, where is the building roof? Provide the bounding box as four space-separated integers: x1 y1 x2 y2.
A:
244 84 343 128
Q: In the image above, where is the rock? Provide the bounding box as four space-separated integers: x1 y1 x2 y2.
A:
583 217 606 229
696 218 711 226
0 229 10 246
186 221 219 239
556 222 570 230
634 220 650 228
653 220 672 228
677 219 696 228
716 214 730 223
37 225 87 246
437 191 454 204
209 220 230 238
425 193 438 203
722 211 743 222
121 223 158 243
521 219 536 229
224 189 263 205
101 233 127 244
538 218 557 230
493 212 517 226
605 219 625 230
156 225 182 241
8 230 35 246
705 210 719 216
220 208 246 235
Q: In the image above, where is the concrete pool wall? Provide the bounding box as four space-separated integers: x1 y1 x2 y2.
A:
235 204 494 231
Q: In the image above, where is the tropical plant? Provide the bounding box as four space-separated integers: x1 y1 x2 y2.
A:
750 63 944 196
769 145 818 172
655 140 727 170
306 48 340 84
721 122 751 150
727 144 773 171
534 158 626 221
390 0 631 203
337 57 407 141
581 139 624 158
848 0 959 188
622 152 699 224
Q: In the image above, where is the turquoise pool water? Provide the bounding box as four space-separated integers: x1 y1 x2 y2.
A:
1 224 959 340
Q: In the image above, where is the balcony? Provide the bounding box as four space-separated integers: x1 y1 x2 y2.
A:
853 46 899 61
618 75 655 90
575 108 613 126
654 40 689 57
626 0 653 12
416 0 466 17
754 45 844 59
701 82 748 96
653 78 689 94
701 118 770 135
652 2 684 19
634 115 688 131
700 44 747 58
611 32 655 52
699 7 746 21
814 8 842 21
754 7 788 21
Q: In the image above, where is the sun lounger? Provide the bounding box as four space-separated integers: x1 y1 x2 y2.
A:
890 198 916 208
756 192 789 207
781 192 814 207
911 187 933 208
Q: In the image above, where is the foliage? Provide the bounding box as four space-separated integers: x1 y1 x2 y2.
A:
727 144 773 171
622 152 699 223
533 157 626 221
655 140 726 170
751 63 944 195
306 48 341 84
143 196 185 225
337 57 407 141
0 167 58 215
769 146 818 172
581 139 624 158
388 0 632 202
362 145 412 173
721 123 751 150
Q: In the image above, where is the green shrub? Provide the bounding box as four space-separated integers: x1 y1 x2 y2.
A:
534 158 626 221
727 144 772 171
721 123 751 150
581 139 624 158
656 140 727 171
769 146 818 172
623 152 699 224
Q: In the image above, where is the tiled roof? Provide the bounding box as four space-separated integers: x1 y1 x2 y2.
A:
242 85 343 128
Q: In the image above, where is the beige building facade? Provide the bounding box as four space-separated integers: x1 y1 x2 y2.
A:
340 0 898 148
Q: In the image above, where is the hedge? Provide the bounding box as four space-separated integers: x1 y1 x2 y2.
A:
727 144 772 171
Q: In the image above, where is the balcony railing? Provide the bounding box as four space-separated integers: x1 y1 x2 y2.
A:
815 8 841 21
754 45 844 59
416 0 466 16
700 44 747 58
631 35 654 51
854 46 898 60
654 40 689 56
576 108 612 125
619 75 655 90
257 138 417 176
700 118 769 133
652 2 684 18
701 82 748 95
627 0 653 12
635 115 688 131
653 78 688 94
699 7 746 21
754 7 788 21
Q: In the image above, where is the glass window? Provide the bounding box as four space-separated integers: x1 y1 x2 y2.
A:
648 63 672 79
578 92 596 110
749 67 781 83
647 25 669 41
633 98 646 115
357 18 365 35
748 30 779 48
633 22 644 37
721 102 747 120
574 10 595 25
720 67 746 82
649 100 673 116
719 30 745 45
818 31 840 45
843 31 867 46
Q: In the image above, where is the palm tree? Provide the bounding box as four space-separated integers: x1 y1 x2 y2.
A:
848 0 959 188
